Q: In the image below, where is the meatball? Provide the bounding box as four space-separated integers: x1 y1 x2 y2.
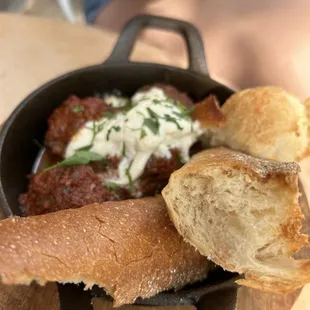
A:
139 83 194 108
45 95 115 157
20 165 130 216
136 149 184 197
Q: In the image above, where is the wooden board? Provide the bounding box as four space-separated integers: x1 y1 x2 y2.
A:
0 13 310 310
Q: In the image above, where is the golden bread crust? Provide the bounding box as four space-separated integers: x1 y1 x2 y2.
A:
191 95 225 128
210 87 310 162
162 147 310 294
0 196 209 306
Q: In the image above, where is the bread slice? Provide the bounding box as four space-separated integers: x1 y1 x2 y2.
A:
162 147 310 294
209 87 310 162
0 196 210 306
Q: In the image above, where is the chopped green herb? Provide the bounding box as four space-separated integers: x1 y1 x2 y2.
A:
72 106 84 113
164 114 183 130
144 118 159 135
122 142 126 156
124 101 133 112
80 121 105 151
146 107 160 119
175 102 194 119
83 121 106 151
172 107 194 119
102 111 116 119
152 99 161 104
125 160 135 194
33 139 44 149
114 193 120 200
140 128 147 139
45 150 104 171
104 181 119 191
97 122 106 132
106 125 121 141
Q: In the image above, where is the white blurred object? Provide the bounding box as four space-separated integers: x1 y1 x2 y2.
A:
57 0 84 23
0 0 33 12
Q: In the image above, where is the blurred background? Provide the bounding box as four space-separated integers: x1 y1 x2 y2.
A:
0 0 84 21
1 0 310 98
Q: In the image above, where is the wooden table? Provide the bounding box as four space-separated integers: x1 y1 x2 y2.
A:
0 13 310 310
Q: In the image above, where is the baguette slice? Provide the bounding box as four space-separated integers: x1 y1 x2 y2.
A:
162 147 310 294
0 196 210 306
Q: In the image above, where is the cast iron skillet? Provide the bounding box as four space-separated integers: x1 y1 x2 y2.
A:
0 15 238 310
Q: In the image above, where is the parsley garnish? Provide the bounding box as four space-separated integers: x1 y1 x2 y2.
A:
125 160 135 194
153 99 161 104
122 142 126 156
45 150 104 171
145 107 183 131
175 102 195 119
143 118 159 135
104 181 119 191
143 107 160 134
72 106 84 113
146 107 160 119
106 126 121 141
78 121 106 151
164 114 183 130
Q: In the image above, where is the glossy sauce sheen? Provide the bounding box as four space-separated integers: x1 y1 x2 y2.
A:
65 87 202 185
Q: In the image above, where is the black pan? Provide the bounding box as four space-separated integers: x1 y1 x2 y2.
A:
0 15 238 310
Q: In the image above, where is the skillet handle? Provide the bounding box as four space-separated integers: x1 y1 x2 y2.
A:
105 14 208 76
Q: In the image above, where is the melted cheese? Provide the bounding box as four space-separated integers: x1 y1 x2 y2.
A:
65 87 202 185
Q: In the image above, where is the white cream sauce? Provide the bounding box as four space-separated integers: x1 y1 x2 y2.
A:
65 87 202 185
104 95 129 108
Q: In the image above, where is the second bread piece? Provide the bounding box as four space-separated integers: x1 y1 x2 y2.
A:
209 87 310 162
162 147 310 294
0 196 210 306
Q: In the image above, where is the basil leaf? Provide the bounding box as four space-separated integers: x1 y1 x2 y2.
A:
106 125 121 141
72 106 84 113
45 150 104 171
144 118 159 135
77 144 93 151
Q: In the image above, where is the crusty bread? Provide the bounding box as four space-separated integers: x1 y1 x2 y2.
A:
191 95 225 128
209 87 310 162
0 196 210 306
162 147 310 294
